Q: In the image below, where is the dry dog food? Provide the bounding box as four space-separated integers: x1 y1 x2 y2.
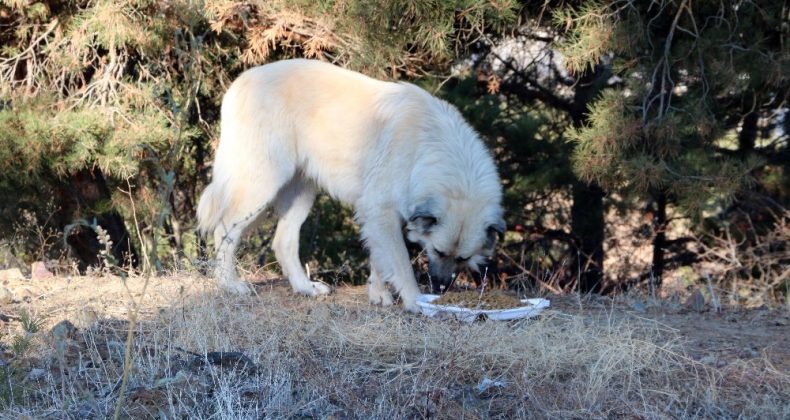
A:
434 290 522 310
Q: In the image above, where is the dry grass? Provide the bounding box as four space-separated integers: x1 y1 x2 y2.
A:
0 275 788 419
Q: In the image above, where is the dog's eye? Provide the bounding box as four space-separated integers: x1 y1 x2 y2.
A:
455 256 469 263
434 249 447 258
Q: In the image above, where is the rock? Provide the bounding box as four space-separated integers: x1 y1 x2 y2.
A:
0 286 13 304
74 307 98 329
13 287 35 302
50 319 77 347
25 368 48 382
685 289 706 312
191 351 257 373
630 300 647 313
31 261 54 281
100 340 127 363
0 268 24 282
476 377 507 398
50 320 81 363
74 402 97 419
154 370 194 388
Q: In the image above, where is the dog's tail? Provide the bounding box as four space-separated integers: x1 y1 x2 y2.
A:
196 181 224 237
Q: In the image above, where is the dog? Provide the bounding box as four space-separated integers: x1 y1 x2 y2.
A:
197 59 504 312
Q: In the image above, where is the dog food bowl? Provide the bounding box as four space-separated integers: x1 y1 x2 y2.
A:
416 294 550 322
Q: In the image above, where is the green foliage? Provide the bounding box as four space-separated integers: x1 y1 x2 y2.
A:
0 0 519 271
0 106 112 181
301 196 366 284
18 309 44 334
10 335 32 358
0 0 786 296
440 76 575 218
558 0 789 218
4 310 43 358
553 1 637 74
337 0 517 73
203 0 517 75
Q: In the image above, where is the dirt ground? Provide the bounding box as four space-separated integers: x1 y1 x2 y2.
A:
0 274 788 418
547 294 790 372
3 274 788 371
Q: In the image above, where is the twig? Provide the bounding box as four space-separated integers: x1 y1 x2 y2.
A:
119 180 151 273
500 252 562 294
705 272 720 313
112 180 154 420
476 267 490 309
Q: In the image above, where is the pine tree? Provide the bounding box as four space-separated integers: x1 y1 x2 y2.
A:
0 0 518 271
556 1 789 286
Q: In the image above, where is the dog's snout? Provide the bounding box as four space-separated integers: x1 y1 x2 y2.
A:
428 257 459 293
430 272 457 293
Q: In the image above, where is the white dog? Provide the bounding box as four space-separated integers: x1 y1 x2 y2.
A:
197 59 504 312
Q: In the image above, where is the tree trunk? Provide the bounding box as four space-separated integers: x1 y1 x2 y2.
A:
738 110 758 157
570 181 605 292
568 65 610 292
649 192 667 289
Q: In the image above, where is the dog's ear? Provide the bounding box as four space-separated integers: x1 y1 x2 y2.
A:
407 203 437 234
485 218 506 248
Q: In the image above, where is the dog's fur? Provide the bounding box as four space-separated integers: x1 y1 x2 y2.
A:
197 59 504 312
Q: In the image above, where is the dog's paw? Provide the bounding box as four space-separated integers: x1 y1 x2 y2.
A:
310 281 331 296
219 280 252 295
295 281 331 297
402 298 420 314
368 285 394 306
398 285 421 313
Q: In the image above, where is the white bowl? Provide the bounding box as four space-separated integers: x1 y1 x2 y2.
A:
415 294 550 322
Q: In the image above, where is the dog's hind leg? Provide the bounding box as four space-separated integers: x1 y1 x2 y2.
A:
213 198 270 294
272 177 331 296
213 171 291 294
214 228 253 294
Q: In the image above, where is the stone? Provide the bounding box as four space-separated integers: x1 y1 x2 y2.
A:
0 286 12 304
630 299 647 313
154 370 194 388
685 288 706 312
476 377 507 398
0 268 24 282
31 261 54 281
25 368 48 382
50 319 77 343
74 307 99 329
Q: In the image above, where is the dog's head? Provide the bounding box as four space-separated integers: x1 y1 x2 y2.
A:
405 197 505 291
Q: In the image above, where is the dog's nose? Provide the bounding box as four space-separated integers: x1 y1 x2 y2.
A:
430 272 457 294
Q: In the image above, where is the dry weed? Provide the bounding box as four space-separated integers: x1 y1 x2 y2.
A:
0 275 787 418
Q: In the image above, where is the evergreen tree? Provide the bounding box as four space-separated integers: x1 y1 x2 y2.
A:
1 0 786 298
557 0 789 287
0 0 517 272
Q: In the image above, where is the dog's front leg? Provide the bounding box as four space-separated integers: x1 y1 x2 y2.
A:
367 267 394 307
360 210 421 313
